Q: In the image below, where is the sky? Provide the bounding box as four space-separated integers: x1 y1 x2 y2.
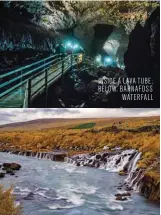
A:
0 108 159 125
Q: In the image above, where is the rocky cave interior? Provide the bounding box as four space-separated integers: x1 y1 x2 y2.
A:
0 1 160 108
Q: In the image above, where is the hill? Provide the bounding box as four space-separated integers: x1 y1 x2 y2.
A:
0 116 159 131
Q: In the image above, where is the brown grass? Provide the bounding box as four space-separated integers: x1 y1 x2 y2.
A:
0 186 21 215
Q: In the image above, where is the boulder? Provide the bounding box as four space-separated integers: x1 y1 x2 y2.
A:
3 163 21 171
0 172 5 178
116 196 127 201
76 162 80 167
125 186 133 191
115 192 131 201
24 192 34 200
5 168 15 175
115 192 131 197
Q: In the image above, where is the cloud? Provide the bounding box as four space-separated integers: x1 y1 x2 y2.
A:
0 108 159 125
22 108 80 115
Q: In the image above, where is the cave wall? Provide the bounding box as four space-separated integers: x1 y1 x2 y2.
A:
124 7 160 106
0 2 54 53
0 1 159 59
0 1 75 53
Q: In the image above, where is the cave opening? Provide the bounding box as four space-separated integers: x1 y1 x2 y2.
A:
91 24 114 57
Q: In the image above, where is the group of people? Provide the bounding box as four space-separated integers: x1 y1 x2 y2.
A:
55 43 85 56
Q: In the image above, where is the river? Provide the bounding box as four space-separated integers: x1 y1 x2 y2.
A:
0 152 159 215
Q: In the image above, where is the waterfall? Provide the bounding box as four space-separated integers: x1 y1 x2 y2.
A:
127 152 142 173
103 149 136 172
3 149 66 162
125 152 142 190
65 149 143 190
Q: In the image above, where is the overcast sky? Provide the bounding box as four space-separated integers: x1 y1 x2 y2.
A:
0 108 159 125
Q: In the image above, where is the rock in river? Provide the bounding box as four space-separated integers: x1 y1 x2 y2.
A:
3 163 21 171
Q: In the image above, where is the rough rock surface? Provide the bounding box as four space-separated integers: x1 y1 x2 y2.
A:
124 7 160 107
140 174 160 202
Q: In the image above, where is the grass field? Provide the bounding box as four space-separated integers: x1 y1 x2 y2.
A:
72 123 96 129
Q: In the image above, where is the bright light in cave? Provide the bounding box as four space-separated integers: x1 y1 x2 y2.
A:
66 41 72 48
105 57 112 63
95 55 101 63
73 44 79 50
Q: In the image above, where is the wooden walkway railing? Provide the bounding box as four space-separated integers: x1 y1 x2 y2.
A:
0 54 96 108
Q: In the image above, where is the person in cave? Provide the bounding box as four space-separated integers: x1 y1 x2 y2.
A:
56 43 66 56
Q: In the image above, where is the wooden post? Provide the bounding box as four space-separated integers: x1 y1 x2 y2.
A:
28 78 31 108
45 70 48 108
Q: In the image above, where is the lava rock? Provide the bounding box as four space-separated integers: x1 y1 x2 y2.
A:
3 163 21 171
5 168 15 175
115 192 131 197
96 154 101 159
125 186 133 191
24 192 34 200
76 162 80 167
0 172 5 178
116 196 127 201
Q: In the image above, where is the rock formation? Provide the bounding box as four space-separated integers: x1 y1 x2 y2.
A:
124 7 160 107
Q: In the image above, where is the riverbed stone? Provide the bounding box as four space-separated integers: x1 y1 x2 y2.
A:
115 192 131 197
5 168 15 175
116 196 128 201
0 172 5 178
3 163 21 171
24 192 34 200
